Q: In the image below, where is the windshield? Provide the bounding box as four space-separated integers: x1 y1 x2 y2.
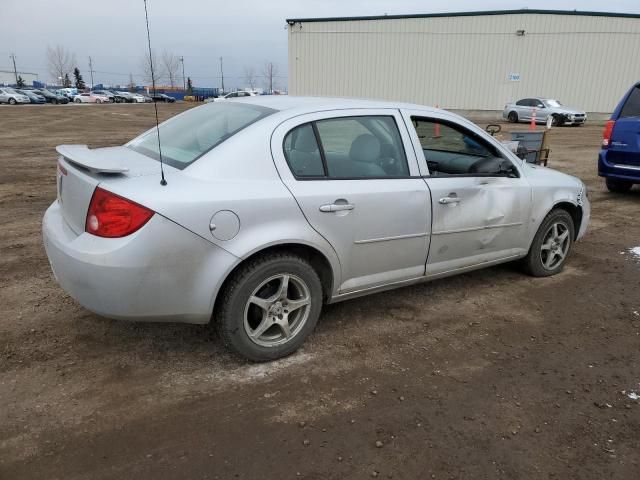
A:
544 99 562 108
128 102 276 169
4 88 17 94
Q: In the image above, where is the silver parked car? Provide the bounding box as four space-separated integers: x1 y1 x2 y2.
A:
0 87 31 105
43 97 590 361
503 98 587 126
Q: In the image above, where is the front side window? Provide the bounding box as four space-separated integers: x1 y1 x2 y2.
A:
283 116 410 179
128 102 275 169
620 86 640 118
411 117 515 177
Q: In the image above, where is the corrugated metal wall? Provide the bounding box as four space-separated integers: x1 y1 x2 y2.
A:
288 13 640 112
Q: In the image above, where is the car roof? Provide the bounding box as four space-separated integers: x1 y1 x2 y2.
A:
236 95 440 114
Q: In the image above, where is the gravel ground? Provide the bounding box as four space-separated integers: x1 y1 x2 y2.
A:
1 103 639 480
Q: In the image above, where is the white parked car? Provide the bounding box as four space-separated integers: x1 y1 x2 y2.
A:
73 92 110 104
43 97 590 361
0 87 31 105
206 91 259 103
503 98 587 126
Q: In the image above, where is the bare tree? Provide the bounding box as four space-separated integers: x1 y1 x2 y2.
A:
46 45 76 84
244 66 257 90
140 50 164 85
262 62 279 94
161 50 180 88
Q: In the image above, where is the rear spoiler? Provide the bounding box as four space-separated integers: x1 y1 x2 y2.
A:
56 145 129 174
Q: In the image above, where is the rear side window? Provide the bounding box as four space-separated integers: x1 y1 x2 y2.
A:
316 116 409 178
620 86 640 118
283 116 409 179
516 99 528 106
283 124 325 177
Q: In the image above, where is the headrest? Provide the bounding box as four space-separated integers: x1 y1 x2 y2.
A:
294 126 318 153
349 134 380 163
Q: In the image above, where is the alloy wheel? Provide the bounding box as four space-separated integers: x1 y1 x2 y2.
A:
540 221 570 270
243 274 311 347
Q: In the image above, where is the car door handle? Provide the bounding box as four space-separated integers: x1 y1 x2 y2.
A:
439 196 461 205
319 203 355 212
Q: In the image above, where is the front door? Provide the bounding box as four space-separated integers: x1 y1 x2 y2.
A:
271 109 431 293
402 111 532 275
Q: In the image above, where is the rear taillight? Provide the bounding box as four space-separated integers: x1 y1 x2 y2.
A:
602 120 616 148
85 187 154 238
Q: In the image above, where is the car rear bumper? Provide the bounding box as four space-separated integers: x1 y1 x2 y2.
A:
598 151 640 182
43 201 238 324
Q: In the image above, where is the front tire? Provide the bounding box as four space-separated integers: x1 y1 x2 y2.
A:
523 209 574 277
216 253 323 362
8 98 16 105
606 178 633 193
508 111 518 123
74 98 81 103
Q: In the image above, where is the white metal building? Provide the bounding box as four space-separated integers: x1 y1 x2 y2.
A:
287 9 640 113
0 70 38 86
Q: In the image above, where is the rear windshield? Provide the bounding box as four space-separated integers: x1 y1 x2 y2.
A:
620 86 640 118
127 102 276 169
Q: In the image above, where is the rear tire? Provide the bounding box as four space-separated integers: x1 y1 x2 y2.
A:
216 253 323 362
508 111 518 123
606 178 633 193
523 209 574 277
74 98 81 103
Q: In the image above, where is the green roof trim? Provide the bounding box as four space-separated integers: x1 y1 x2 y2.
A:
286 9 640 24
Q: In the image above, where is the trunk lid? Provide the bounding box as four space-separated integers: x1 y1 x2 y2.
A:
56 145 163 234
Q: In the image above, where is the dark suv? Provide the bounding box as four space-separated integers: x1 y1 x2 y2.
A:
598 82 640 192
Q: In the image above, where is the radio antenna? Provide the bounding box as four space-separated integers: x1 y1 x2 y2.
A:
143 0 167 186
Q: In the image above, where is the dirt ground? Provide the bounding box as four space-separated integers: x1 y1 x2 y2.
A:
1 103 639 480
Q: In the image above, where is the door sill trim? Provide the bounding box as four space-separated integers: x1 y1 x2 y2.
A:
328 254 524 304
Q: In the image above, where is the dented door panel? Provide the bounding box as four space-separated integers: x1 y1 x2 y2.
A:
424 176 532 275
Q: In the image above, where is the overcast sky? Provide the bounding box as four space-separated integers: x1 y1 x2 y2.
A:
1 0 638 90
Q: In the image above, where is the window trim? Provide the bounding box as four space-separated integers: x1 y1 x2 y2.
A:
409 115 519 179
282 114 415 181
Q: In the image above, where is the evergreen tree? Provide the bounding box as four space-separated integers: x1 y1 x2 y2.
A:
16 76 25 88
186 76 193 95
73 67 86 89
63 73 72 87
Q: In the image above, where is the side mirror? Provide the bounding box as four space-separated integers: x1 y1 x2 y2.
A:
499 160 518 177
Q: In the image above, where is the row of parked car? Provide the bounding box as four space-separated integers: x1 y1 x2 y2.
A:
0 86 176 105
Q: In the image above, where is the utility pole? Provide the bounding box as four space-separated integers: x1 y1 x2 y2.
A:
10 53 18 84
88 56 95 89
219 57 224 93
179 56 185 90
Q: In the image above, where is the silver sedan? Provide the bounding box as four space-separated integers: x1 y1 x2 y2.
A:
503 98 587 126
43 97 590 361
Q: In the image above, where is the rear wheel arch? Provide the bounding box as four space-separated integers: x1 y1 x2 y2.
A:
212 243 335 322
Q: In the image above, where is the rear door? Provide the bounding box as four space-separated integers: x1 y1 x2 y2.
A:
271 109 431 293
608 85 640 168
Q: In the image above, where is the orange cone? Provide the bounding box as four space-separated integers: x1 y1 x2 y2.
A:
529 107 537 131
434 104 441 137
